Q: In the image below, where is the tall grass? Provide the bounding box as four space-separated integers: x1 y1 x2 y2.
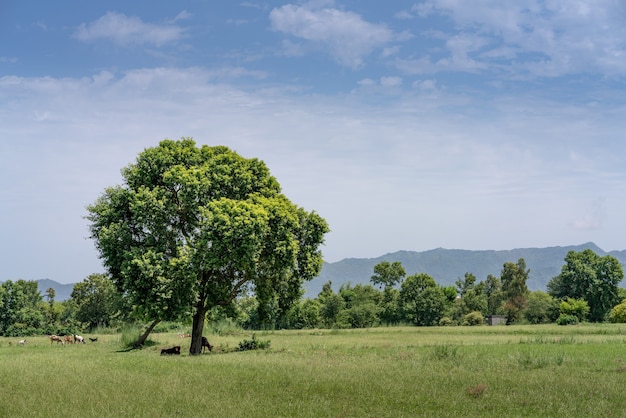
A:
1 324 626 417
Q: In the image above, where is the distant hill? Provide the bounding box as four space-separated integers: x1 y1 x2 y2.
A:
304 242 626 298
0 279 75 301
37 279 75 301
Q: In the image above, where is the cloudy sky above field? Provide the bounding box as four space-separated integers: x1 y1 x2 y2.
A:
2 1 626 284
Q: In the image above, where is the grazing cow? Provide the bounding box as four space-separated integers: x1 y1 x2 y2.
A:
74 335 85 344
50 335 64 345
177 333 191 338
161 346 181 355
64 335 73 344
89 337 98 342
201 336 213 353
18 339 25 345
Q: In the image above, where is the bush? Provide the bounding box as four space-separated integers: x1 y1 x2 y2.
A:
556 314 579 326
237 334 270 351
438 317 454 326
610 300 626 323
559 298 589 322
463 311 484 326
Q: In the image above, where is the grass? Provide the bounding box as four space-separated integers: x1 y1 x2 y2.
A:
2 324 626 417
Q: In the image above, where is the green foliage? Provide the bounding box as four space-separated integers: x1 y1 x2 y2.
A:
523 291 560 324
463 311 484 326
237 334 270 351
0 280 45 336
609 299 626 323
548 249 623 322
559 297 589 321
400 273 446 326
370 261 405 289
556 314 579 326
500 259 530 324
71 273 128 330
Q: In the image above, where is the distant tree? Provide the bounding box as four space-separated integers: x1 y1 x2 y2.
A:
317 282 345 327
370 261 406 290
338 284 381 328
400 273 446 326
45 287 59 325
547 249 623 322
70 273 128 330
453 273 487 319
378 287 401 325
87 139 328 352
500 259 530 324
483 274 505 316
0 280 45 336
523 291 559 324
286 299 321 329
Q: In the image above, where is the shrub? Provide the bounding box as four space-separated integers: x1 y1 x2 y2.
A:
559 298 589 322
463 311 484 326
237 334 271 351
609 300 626 323
556 314 579 326
438 316 454 326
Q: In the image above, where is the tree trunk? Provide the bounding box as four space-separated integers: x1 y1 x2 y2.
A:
189 304 208 355
134 319 160 348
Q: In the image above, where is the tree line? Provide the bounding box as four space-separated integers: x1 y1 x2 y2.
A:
2 248 625 337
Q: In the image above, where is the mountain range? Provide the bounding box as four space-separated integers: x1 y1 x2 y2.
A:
303 242 626 298
8 242 626 301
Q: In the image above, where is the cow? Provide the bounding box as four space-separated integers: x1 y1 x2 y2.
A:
18 339 25 345
74 335 85 344
50 335 64 345
64 335 73 344
201 336 213 353
177 333 191 338
161 346 181 355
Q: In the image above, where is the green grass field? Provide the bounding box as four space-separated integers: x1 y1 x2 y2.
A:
2 324 626 417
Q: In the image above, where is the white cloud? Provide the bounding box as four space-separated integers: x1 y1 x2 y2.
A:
380 76 402 87
73 12 185 46
269 3 393 68
401 0 626 77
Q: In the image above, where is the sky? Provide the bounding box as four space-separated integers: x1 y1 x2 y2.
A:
2 1 626 284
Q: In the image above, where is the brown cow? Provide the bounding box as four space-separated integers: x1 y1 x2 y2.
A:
64 335 73 344
50 335 64 345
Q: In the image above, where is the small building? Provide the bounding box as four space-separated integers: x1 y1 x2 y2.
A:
486 315 507 326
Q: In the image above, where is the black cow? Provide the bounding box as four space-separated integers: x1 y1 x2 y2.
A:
201 336 213 353
161 346 181 355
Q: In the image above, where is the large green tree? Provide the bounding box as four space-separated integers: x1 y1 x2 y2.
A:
547 249 623 322
87 139 328 353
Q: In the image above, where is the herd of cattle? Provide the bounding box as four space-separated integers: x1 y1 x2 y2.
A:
49 334 90 345
11 332 213 355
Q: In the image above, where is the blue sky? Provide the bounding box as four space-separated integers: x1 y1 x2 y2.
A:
2 1 626 284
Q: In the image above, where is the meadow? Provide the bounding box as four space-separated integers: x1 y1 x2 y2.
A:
2 324 626 417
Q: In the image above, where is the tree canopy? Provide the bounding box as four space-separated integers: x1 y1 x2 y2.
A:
547 249 623 322
87 139 329 352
